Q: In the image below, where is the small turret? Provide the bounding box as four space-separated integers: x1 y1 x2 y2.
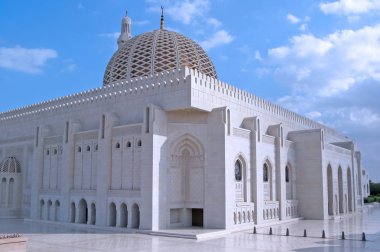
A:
117 11 132 49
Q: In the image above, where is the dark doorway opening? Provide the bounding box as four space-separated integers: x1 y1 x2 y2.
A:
192 208 203 227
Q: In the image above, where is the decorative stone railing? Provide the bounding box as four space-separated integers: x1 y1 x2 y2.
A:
233 202 255 224
285 200 298 218
263 201 279 221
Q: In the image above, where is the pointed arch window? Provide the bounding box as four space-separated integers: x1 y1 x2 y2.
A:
263 163 269 182
285 166 290 183
235 160 242 181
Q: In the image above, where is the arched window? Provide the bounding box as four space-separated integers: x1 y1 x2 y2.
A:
115 142 120 149
263 163 269 182
126 141 132 148
285 166 290 183
46 149 50 156
86 146 91 152
53 149 58 155
137 140 142 147
235 160 242 181
78 146 82 153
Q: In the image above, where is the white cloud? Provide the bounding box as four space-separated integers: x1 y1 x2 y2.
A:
148 0 210 25
300 23 308 31
100 32 120 39
200 30 233 50
134 20 150 26
254 50 262 61
305 111 322 119
349 107 380 126
267 23 380 96
207 17 222 28
268 46 290 58
320 0 380 16
287 14 301 24
0 46 57 74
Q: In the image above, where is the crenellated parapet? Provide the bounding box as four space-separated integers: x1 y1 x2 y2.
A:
1 66 344 140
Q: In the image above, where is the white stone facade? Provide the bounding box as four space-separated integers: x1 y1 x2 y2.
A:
0 13 367 231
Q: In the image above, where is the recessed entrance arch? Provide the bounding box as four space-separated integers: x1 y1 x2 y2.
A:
131 203 140 229
90 203 96 225
347 168 352 212
338 167 343 214
169 134 205 228
120 203 128 227
109 202 116 226
70 202 76 223
78 199 88 224
327 165 333 215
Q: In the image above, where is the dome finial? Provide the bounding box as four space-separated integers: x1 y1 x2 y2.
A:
118 10 132 49
160 6 164 30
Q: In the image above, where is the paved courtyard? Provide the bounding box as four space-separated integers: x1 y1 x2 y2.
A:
1 203 380 252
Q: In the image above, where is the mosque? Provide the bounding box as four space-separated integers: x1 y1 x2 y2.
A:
0 10 368 231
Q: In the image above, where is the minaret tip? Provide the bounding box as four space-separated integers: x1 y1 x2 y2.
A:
160 6 164 30
118 10 132 49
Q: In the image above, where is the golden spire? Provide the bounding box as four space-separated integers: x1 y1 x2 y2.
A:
160 6 164 30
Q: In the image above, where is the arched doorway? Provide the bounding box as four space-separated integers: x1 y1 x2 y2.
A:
78 199 88 224
90 203 96 225
327 165 333 215
109 202 116 226
70 202 76 223
131 203 140 229
47 200 53 221
1 178 6 207
347 168 352 212
8 178 14 207
120 203 128 227
40 199 45 220
54 201 60 221
338 167 343 214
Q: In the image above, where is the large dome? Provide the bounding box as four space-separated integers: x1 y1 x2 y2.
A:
103 29 218 86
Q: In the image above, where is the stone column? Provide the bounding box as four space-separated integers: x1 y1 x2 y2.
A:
30 125 50 219
205 107 228 229
127 207 133 229
95 113 118 226
140 105 167 230
242 117 263 224
61 120 81 223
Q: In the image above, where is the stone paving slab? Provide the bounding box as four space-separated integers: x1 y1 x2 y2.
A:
0 203 379 252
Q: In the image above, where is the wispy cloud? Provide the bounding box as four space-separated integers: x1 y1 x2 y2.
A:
99 32 120 39
200 30 233 50
0 46 57 74
287 14 301 24
134 20 150 26
207 17 222 28
147 0 210 25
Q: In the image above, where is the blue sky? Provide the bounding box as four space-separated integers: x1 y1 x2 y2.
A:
1 0 380 181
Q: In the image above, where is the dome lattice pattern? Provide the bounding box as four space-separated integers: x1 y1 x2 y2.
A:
0 157 21 173
103 29 217 86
